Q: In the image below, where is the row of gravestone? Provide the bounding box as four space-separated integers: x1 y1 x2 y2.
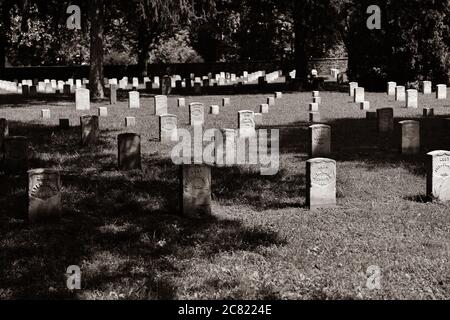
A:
0 69 280 96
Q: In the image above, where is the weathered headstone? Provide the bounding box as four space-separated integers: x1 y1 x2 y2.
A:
313 97 322 104
222 97 230 107
387 82 397 96
312 91 320 98
41 109 51 119
75 88 90 110
189 103 205 126
128 91 140 109
422 81 432 94
28 169 62 223
309 103 319 112
267 97 275 106
309 124 331 158
159 114 178 143
238 110 256 138
29 85 37 96
125 116 136 127
181 165 212 218
118 133 141 170
349 82 358 96
427 150 450 201
80 115 99 146
178 98 185 108
406 89 418 108
437 84 447 99
154 95 168 115
260 104 269 114
210 105 219 115
63 84 71 95
98 107 108 117
309 112 321 123
396 86 406 101
306 158 337 210
254 113 263 126
22 85 29 96
377 108 394 133
360 101 370 110
399 120 420 155
354 87 365 103
275 92 282 99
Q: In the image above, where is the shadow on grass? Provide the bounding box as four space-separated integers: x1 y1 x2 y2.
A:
0 121 288 299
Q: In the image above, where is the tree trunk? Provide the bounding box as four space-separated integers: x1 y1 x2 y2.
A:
89 0 105 100
293 1 309 90
0 31 6 69
137 22 150 77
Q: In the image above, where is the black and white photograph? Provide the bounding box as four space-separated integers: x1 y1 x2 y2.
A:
0 0 449 307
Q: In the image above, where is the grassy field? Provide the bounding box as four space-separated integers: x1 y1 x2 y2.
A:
0 88 449 300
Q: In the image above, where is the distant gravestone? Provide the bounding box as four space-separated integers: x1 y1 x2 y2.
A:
395 86 406 101
399 120 420 155
154 95 168 115
436 84 447 99
63 84 71 95
313 97 321 104
309 112 321 123
28 169 62 223
422 81 432 94
275 92 282 99
159 114 178 143
41 109 51 119
423 108 434 117
128 91 140 109
360 101 370 110
238 110 256 138
3 136 29 174
125 116 136 127
181 165 212 218
354 87 365 103
349 82 358 96
29 85 37 96
309 124 331 158
427 150 450 201
98 107 108 117
387 82 397 96
132 77 139 88
254 113 263 126
22 85 29 96
210 105 219 115
306 158 336 210
75 88 90 110
161 75 172 95
309 103 319 112
118 133 141 170
260 104 269 114
59 119 70 129
222 97 230 107
178 98 185 107
189 103 205 126
267 97 275 106
406 89 418 108
80 115 99 146
110 85 117 105
312 91 320 98
377 108 394 133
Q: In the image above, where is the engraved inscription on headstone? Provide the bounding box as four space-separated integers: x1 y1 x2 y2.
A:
427 151 450 202
28 169 62 223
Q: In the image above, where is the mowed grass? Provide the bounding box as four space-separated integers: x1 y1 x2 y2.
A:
0 87 449 300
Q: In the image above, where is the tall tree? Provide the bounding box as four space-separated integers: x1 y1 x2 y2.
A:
89 0 105 99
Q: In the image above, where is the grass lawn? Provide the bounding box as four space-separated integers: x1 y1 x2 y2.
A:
0 88 449 299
